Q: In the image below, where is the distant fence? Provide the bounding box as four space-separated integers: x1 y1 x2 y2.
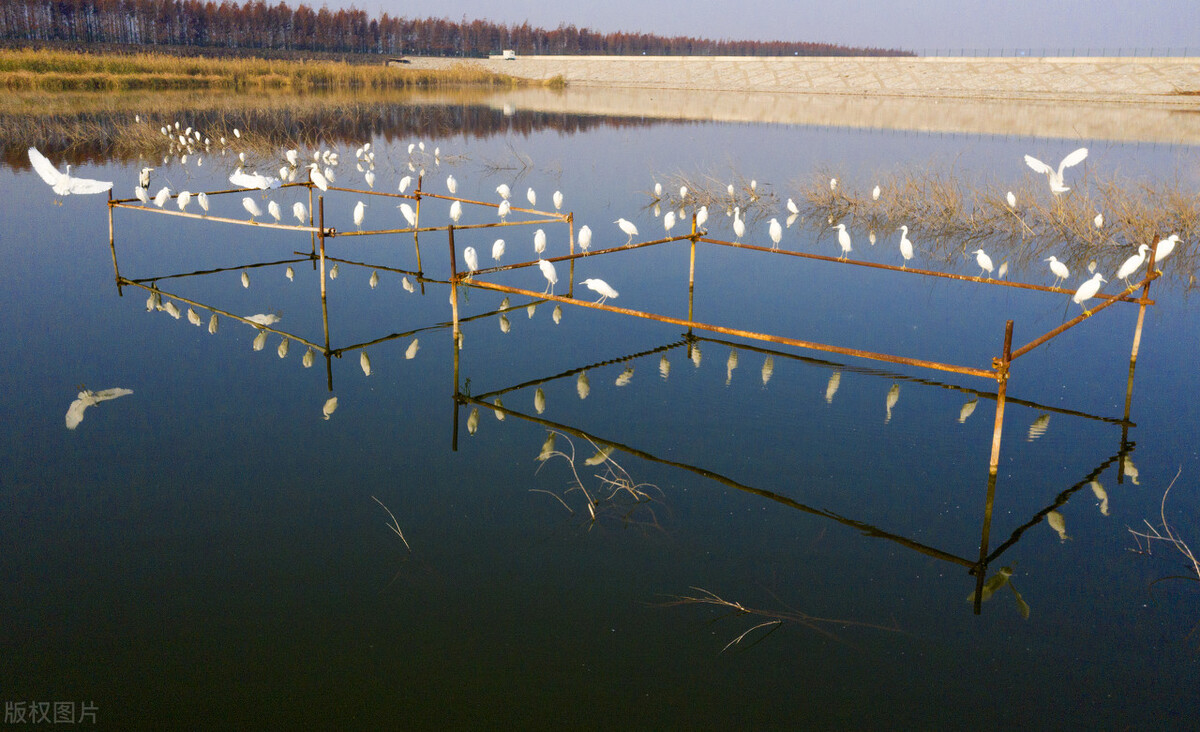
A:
913 48 1197 58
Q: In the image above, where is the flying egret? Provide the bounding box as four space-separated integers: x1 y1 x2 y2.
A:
462 246 478 275
580 278 618 304
898 225 913 268
65 387 133 430
1114 244 1149 286
787 198 799 215
446 174 457 194
197 192 209 213
492 239 505 261
153 186 170 208
1006 191 1017 208
353 201 366 230
664 210 676 233
496 183 511 199
872 185 881 201
229 169 281 190
139 167 153 188
526 187 537 206
243 197 262 221
537 258 558 294
1024 147 1088 195
768 218 782 249
533 228 546 254
1152 234 1180 267
616 218 638 245
448 200 462 223
833 223 852 260
307 163 328 191
398 203 417 227
971 248 994 278
135 186 149 205
27 147 113 199
267 199 281 222
553 190 563 210
497 199 511 221
246 313 281 326
1044 256 1070 288
578 225 592 252
1072 272 1107 314
293 201 307 223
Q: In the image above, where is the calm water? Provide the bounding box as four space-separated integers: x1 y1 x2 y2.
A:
2 93 1199 730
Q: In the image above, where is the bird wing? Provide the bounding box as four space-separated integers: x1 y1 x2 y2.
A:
1057 147 1088 174
66 176 114 194
65 396 90 429
28 147 64 186
91 387 133 402
1023 155 1053 176
228 170 256 188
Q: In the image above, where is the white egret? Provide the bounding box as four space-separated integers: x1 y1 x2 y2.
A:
233 127 241 138
833 223 852 260
139 167 153 188
526 187 537 206
28 147 113 198
872 184 881 201
449 200 462 223
285 149 299 167
653 181 663 199
533 228 546 254
369 271 379 289
360 350 371 376
65 387 133 430
492 239 505 261
899 225 913 268
971 248 994 278
732 211 745 240
267 199 281 222
330 263 339 280
696 206 708 229
1072 272 1107 314
726 183 735 197
537 258 558 294
1044 256 1070 288
1152 234 1180 267
407 142 416 154
1087 260 1097 273
664 210 676 233
750 180 757 193
830 177 837 191
242 197 262 221
578 225 592 252
353 200 366 230
197 192 209 213
768 218 782 249
497 199 511 221
496 183 511 199
446 174 457 194
398 202 417 227
1094 212 1104 228
398 175 412 194
307 163 328 191
246 313 280 326
293 201 307 223
580 278 618 304
786 198 799 215
463 246 479 275
229 169 281 190
553 190 563 210
364 170 375 189
1006 190 1017 208
869 231 876 245
135 186 150 205
1024 147 1088 195
406 339 420 359
1115 244 1149 285
153 186 170 208
616 218 638 245
322 396 338 421
323 165 335 184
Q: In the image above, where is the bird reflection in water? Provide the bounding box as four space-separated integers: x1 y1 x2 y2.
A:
466 408 479 435
576 372 590 400
725 349 738 386
1027 414 1050 441
824 371 841 404
615 366 634 387
492 398 505 421
65 387 133 430
885 383 900 423
967 566 1030 619
1089 481 1109 516
1046 511 1070 542
958 398 978 423
659 355 670 380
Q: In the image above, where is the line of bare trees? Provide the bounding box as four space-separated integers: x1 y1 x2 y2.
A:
0 0 909 57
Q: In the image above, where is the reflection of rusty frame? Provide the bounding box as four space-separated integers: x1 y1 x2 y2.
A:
451 334 1135 617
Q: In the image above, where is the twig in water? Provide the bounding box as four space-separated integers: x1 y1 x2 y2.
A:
371 495 411 552
1127 468 1199 583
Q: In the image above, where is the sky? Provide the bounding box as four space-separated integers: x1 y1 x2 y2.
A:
322 1 1199 54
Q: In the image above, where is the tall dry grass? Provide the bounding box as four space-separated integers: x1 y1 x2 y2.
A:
0 48 544 92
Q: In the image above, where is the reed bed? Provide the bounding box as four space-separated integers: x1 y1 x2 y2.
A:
660 168 1199 287
0 48 545 92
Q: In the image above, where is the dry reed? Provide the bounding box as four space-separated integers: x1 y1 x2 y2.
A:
1127 469 1199 585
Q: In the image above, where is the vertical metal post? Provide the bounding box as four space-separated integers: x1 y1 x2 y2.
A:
318 196 333 392
448 225 461 347
308 183 315 256
567 212 576 297
414 176 425 294
688 213 698 324
451 336 461 452
107 190 122 295
1121 249 1156 475
974 319 1013 615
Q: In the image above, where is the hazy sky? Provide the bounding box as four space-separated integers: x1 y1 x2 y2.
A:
326 1 1197 53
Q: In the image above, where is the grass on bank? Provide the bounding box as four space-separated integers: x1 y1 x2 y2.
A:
0 48 554 91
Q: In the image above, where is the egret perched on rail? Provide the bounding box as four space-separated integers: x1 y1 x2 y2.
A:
492 239 505 261
307 163 328 191
1115 244 1149 286
1073 272 1107 314
398 202 416 227
696 205 708 230
664 210 676 234
1024 147 1088 195
27 147 113 199
526 187 537 206
898 225 914 268
580 278 618 305
553 190 563 211
537 258 558 294
176 190 192 212
139 167 153 188
971 248 994 279
449 200 463 224
733 209 745 240
833 223 852 260
243 197 262 221
1153 234 1180 267
293 201 307 224
497 199 510 222
1044 256 1070 288
197 192 209 214
135 186 150 205
267 199 281 222
768 218 782 249
398 175 412 194
616 218 638 245
496 183 511 200
462 246 478 276
578 225 592 252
